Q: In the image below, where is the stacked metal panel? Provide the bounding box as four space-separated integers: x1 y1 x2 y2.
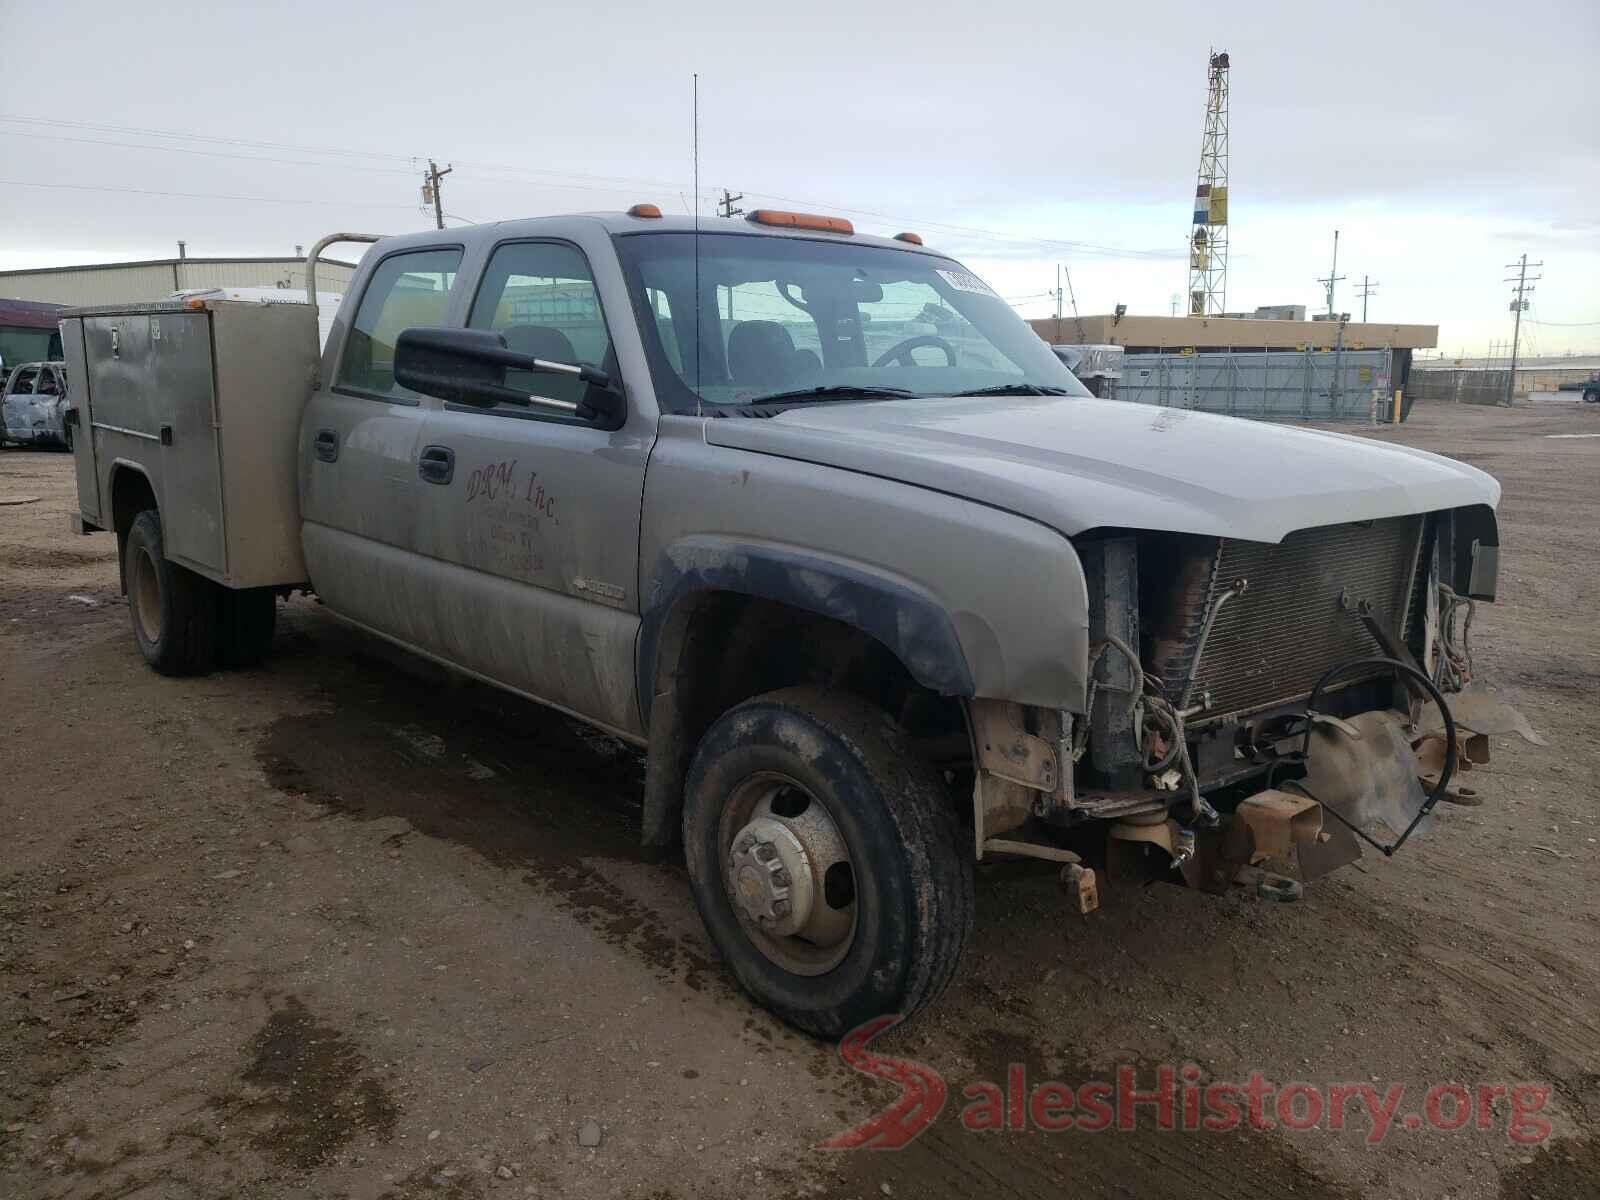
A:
1116 348 1393 423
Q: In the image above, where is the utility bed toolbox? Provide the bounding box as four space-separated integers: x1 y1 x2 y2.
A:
61 299 319 589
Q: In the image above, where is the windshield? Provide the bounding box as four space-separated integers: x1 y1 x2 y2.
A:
613 231 1089 413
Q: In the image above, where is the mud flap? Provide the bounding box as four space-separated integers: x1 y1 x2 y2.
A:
1416 683 1547 747
1303 710 1431 847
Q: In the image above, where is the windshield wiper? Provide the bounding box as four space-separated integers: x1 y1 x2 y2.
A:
742 385 917 406
953 383 1075 397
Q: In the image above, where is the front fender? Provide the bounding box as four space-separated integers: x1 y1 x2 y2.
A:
637 537 976 726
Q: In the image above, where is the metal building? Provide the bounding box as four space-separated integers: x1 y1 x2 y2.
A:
0 255 358 308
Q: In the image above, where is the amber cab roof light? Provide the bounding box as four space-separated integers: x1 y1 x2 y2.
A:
894 231 924 245
627 203 663 218
747 209 854 236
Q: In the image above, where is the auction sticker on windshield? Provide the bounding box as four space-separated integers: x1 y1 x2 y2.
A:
935 267 998 297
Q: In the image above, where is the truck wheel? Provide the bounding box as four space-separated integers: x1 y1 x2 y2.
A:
218 587 277 667
124 509 219 676
682 687 973 1038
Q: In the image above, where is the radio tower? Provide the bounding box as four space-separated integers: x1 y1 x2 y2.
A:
1186 50 1230 316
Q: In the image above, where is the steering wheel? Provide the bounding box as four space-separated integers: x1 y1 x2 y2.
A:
871 335 957 368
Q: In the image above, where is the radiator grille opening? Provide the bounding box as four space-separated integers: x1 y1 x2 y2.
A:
1178 516 1424 721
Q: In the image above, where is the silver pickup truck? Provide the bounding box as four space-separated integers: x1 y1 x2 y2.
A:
60 208 1518 1036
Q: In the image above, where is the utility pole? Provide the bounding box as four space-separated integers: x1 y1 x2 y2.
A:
1504 253 1542 405
421 159 453 230
1356 275 1379 322
717 188 744 219
1062 264 1086 344
1317 230 1346 318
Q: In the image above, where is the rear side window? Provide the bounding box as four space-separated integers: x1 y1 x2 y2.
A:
466 241 613 416
337 248 462 400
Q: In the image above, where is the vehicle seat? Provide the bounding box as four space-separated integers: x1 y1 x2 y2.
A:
727 321 808 388
502 324 578 365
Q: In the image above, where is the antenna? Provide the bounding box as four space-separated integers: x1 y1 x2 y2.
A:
693 72 702 417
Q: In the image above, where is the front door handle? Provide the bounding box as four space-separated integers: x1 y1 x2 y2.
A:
313 428 339 463
418 445 455 485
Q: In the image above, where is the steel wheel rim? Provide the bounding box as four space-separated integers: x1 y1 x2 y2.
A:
719 771 859 976
132 547 162 644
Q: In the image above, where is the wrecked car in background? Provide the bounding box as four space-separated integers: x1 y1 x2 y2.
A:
58 209 1539 1038
2 361 71 449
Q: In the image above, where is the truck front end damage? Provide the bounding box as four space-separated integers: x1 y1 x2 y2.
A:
970 502 1541 905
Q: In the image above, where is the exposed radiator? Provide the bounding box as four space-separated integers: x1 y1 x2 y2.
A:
1173 516 1425 722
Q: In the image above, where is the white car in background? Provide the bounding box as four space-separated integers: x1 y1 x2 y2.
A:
1 360 70 449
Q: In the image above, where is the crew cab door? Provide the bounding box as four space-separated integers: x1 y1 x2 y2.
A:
404 236 649 737
299 244 463 635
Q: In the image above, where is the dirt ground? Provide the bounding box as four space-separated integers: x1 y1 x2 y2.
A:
1 400 1597 1200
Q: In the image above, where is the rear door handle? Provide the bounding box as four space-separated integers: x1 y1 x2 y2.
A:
313 428 339 462
418 445 455 485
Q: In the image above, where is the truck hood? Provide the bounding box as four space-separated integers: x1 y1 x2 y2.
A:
702 395 1500 543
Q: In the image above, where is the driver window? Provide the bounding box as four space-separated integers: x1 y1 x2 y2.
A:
467 240 613 419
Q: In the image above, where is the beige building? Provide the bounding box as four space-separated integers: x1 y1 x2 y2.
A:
1029 314 1438 354
0 255 358 307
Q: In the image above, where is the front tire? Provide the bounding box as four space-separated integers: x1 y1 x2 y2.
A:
124 509 219 676
683 687 972 1037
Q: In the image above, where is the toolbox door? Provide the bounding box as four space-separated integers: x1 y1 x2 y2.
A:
61 320 104 525
149 311 226 575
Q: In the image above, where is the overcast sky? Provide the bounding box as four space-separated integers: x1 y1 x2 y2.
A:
3 0 1597 354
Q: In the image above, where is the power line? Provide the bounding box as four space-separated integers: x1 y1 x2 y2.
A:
0 124 692 198
0 128 422 176
0 111 1181 262
1524 318 1600 327
0 113 420 164
0 178 426 211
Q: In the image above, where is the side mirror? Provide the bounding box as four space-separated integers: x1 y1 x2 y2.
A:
394 326 622 426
